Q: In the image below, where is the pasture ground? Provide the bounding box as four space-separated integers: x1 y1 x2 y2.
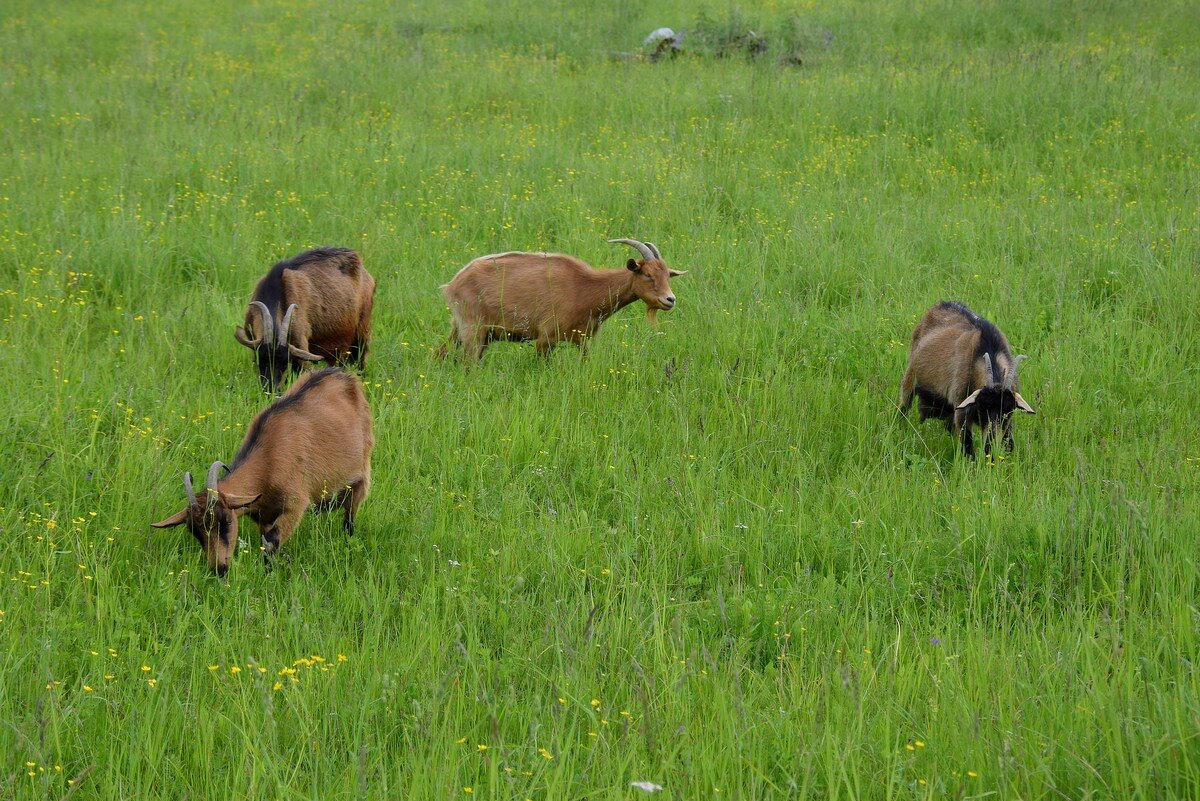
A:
1 0 1198 798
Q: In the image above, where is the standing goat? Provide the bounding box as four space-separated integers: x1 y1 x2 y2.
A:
900 301 1035 458
438 238 687 360
151 368 373 576
234 247 376 391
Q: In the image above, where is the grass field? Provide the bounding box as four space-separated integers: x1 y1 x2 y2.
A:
2 0 1199 797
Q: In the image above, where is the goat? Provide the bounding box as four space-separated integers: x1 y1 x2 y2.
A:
234 247 376 391
437 238 687 360
900 301 1035 458
151 368 373 576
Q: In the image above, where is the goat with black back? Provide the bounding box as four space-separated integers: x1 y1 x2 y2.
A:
900 301 1035 458
234 247 375 391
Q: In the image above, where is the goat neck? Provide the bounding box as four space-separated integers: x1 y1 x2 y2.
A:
206 461 261 509
582 268 641 323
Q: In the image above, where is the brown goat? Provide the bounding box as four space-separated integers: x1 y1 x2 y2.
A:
900 301 1035 458
234 247 376 391
151 368 373 576
437 238 687 360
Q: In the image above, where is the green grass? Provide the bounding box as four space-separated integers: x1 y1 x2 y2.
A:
2 0 1199 797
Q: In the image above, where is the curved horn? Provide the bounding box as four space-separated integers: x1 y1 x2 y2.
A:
982 353 995 387
206 461 229 495
644 242 663 260
184 472 196 507
278 303 298 347
1002 354 1028 391
287 344 324 363
249 301 273 346
608 238 655 262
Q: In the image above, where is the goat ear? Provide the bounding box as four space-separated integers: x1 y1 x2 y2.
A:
626 258 640 272
956 388 985 410
288 344 323 363
151 509 189 528
219 492 261 510
668 269 688 278
234 327 257 349
1012 392 1036 414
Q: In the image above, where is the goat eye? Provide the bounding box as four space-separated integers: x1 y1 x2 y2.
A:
642 274 653 282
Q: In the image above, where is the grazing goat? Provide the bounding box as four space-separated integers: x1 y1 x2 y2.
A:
438 238 687 360
900 301 1035 458
151 368 373 576
234 247 376 391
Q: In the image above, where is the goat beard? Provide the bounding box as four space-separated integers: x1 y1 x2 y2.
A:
645 307 659 328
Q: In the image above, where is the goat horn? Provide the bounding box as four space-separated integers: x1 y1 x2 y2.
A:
982 353 995 387
645 242 663 259
608 238 655 262
1003 354 1028 391
184 472 196 507
206 461 229 496
278 303 297 347
249 301 273 347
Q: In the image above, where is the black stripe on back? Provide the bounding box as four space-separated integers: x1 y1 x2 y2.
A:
935 300 1008 372
231 367 345 468
277 247 357 271
251 248 358 311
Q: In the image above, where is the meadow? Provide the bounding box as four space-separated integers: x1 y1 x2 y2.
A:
2 0 1199 797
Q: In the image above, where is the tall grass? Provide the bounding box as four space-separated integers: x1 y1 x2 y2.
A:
1 0 1198 797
